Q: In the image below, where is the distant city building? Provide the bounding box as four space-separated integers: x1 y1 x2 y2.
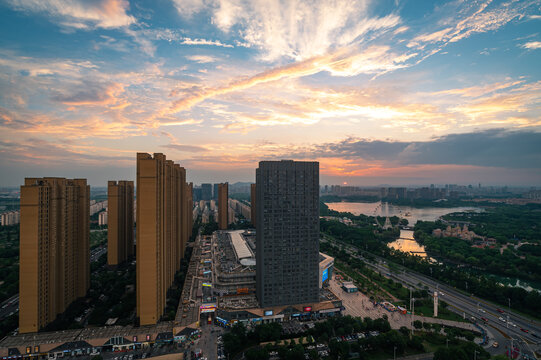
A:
213 183 219 200
524 190 541 200
201 183 212 201
256 160 320 307
107 180 134 266
228 205 236 224
90 200 107 215
98 210 108 226
218 183 228 230
19 177 90 333
0 210 20 226
136 153 191 325
228 199 251 221
250 184 256 227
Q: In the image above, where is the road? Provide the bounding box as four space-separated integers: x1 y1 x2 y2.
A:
323 236 541 358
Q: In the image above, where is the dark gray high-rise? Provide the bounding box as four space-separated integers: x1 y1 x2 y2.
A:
201 183 212 201
256 160 320 307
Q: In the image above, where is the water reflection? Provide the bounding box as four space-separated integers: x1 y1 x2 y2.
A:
388 230 428 258
325 201 481 224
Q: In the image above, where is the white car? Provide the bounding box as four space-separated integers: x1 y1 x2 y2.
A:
498 317 505 322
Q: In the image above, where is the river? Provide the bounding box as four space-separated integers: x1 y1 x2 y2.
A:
325 201 482 225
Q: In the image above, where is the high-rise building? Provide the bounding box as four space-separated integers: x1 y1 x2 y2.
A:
201 183 212 201
213 183 219 200
98 210 108 226
250 184 256 227
136 153 190 325
218 183 228 230
256 160 320 307
107 180 134 266
19 177 90 333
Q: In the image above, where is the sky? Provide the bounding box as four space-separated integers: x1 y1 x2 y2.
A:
0 0 540 187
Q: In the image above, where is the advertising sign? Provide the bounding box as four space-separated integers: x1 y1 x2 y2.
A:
303 306 312 312
322 268 328 283
264 310 273 316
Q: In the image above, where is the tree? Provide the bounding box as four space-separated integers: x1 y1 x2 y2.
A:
433 347 467 360
413 320 423 330
245 347 269 360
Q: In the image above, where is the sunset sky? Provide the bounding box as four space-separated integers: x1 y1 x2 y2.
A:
0 0 540 187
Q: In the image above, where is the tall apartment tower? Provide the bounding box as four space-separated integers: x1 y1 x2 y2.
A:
256 161 320 307
250 183 256 227
213 183 219 200
201 183 212 201
136 153 189 325
218 183 228 230
19 177 90 333
107 180 134 266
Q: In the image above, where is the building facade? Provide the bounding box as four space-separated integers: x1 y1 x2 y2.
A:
218 183 228 230
250 184 256 227
256 160 320 307
19 177 90 333
201 183 212 201
107 180 134 266
0 210 20 226
136 153 191 325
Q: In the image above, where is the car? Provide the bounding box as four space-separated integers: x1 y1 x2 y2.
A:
498 317 505 322
520 328 529 333
531 332 539 338
497 308 504 313
509 322 517 327
481 317 488 322
492 342 499 348
478 309 486 313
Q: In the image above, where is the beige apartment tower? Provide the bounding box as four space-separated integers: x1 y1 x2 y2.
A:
107 181 134 266
218 183 228 230
19 177 90 333
250 183 256 227
136 153 191 325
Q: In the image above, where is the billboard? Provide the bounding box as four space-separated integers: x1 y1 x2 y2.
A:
322 268 328 283
303 306 312 312
264 310 273 316
199 304 216 313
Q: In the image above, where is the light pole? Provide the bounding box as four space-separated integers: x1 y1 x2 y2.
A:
474 350 479 360
394 346 397 360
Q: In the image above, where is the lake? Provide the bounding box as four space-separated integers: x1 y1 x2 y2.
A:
388 229 428 258
325 201 482 224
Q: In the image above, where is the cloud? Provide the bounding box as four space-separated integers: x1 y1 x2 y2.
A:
293 129 541 169
186 55 219 63
215 0 401 61
52 82 125 106
521 41 541 49
408 1 537 54
162 143 208 152
170 0 207 17
6 0 136 29
180 37 234 48
165 45 416 114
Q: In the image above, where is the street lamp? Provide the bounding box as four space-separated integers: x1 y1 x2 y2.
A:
474 350 479 360
394 346 397 360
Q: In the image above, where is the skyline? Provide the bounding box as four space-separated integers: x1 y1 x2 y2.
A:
1 0 540 187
